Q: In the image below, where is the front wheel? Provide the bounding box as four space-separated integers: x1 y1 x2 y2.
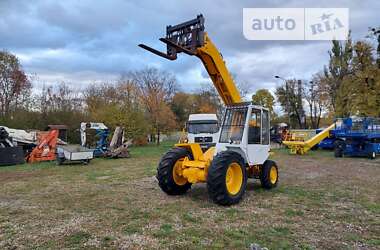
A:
207 151 247 205
157 147 192 195
260 160 279 189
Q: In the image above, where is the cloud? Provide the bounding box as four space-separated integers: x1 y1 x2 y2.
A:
228 42 331 93
0 0 378 93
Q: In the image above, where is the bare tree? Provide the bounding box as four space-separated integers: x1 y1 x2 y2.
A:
197 83 224 118
128 67 178 145
39 82 82 114
84 80 149 140
275 79 307 129
304 75 329 128
0 50 31 117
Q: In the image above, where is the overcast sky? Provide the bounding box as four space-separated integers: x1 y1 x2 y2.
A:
0 0 379 97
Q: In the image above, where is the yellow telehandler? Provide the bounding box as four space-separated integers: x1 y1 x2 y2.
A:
139 15 279 205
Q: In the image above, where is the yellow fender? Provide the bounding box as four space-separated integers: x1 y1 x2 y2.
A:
174 143 216 183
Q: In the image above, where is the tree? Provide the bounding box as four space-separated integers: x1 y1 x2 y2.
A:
170 92 197 126
170 86 225 128
322 35 353 114
0 50 31 118
368 27 380 68
350 41 379 116
40 82 82 113
252 89 275 118
38 82 85 143
275 79 306 128
318 34 380 117
84 80 149 140
128 67 178 145
303 75 329 128
195 85 223 114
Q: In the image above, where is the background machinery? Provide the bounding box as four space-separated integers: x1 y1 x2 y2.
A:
140 14 279 205
185 113 219 150
26 129 58 163
56 145 94 165
80 122 131 159
0 127 24 166
107 126 131 158
270 123 288 145
334 117 380 159
316 128 337 150
282 123 336 155
80 122 109 157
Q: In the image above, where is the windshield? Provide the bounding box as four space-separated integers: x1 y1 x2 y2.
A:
187 121 219 134
220 107 248 143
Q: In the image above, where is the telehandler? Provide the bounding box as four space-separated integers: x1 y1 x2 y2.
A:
139 15 279 205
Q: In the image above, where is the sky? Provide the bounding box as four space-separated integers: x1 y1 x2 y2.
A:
0 0 379 98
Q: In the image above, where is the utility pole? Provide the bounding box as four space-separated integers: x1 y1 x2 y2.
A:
275 76 291 127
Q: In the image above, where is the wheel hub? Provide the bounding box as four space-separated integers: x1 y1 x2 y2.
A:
172 159 187 185
225 163 243 195
269 166 278 184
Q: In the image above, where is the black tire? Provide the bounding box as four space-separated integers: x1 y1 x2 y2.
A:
157 147 192 195
311 145 319 151
260 160 279 189
56 157 64 166
334 147 343 158
207 151 247 205
368 151 376 160
334 140 344 158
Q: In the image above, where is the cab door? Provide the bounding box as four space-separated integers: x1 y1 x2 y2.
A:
246 108 270 165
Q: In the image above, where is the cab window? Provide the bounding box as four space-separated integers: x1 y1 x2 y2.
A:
248 109 261 144
262 110 270 145
219 107 247 143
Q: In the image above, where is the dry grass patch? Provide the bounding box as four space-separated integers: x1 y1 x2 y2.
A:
0 142 379 249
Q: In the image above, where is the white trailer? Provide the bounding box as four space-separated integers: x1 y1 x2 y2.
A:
56 145 94 165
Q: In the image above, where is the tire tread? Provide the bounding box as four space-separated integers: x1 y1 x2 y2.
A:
157 147 192 195
207 151 247 205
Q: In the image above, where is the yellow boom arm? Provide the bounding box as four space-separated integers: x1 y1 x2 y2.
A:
138 14 241 105
195 33 242 105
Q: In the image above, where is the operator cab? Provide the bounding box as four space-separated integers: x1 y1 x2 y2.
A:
217 103 270 165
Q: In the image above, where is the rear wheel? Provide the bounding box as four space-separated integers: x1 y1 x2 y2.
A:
207 151 247 205
334 140 345 158
334 147 343 158
56 157 64 166
260 160 279 189
368 151 376 160
157 147 192 195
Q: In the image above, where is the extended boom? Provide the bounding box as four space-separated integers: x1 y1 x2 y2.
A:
139 14 241 105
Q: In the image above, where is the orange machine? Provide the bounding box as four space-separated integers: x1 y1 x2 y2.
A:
26 129 59 163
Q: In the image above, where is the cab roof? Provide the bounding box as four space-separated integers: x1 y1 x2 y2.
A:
188 114 218 121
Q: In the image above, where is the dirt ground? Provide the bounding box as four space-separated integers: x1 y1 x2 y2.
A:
0 144 379 249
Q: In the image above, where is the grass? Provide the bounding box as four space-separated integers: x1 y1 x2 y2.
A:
0 141 379 249
65 231 91 247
